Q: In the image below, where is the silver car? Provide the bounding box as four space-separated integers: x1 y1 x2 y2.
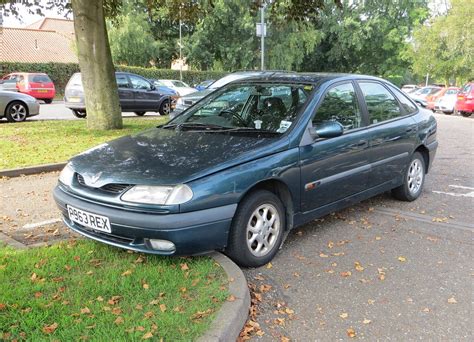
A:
0 91 40 122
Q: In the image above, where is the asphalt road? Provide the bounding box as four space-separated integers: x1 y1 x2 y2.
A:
31 101 163 120
243 113 473 341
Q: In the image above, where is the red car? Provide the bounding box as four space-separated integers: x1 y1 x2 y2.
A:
456 82 474 117
1 72 55 104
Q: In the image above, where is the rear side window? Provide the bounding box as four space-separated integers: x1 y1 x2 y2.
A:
387 85 418 115
116 74 130 88
359 82 402 124
31 74 52 83
313 82 363 131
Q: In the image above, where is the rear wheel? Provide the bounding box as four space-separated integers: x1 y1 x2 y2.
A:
43 99 53 104
5 101 28 122
460 111 472 117
159 100 171 116
226 190 285 267
392 152 425 202
134 112 146 116
72 110 87 118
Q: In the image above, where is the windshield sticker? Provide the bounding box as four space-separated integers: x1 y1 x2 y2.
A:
277 120 292 133
254 120 263 129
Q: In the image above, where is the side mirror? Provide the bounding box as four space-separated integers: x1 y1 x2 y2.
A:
149 84 156 91
309 121 344 139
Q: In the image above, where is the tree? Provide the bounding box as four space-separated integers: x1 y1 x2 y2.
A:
409 0 474 85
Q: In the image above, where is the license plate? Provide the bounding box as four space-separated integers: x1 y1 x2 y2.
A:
37 89 48 93
67 205 111 233
68 97 81 103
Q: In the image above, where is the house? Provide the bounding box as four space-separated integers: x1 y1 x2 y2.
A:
0 18 78 63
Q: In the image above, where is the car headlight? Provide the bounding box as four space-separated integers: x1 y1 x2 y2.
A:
59 163 75 186
121 184 193 205
176 97 183 106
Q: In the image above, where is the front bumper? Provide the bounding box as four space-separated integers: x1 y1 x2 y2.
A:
53 186 236 255
28 101 40 116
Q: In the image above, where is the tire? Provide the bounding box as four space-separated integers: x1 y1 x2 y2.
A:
442 111 452 115
226 190 285 267
72 110 87 118
460 111 472 117
134 112 146 116
159 100 171 116
5 101 28 122
43 99 53 104
392 152 426 202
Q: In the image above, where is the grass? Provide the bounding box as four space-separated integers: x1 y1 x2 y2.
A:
0 117 168 170
0 240 228 341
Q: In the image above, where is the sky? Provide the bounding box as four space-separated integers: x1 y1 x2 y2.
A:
1 4 71 28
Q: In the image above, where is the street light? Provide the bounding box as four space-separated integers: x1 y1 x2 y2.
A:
256 2 267 71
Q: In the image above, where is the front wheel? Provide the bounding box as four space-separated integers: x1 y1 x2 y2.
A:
226 190 285 267
392 152 425 201
159 100 171 116
72 110 87 118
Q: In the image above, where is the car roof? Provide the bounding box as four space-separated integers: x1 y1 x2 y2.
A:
230 72 389 85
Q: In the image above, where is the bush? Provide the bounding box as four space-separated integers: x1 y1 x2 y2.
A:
0 62 227 96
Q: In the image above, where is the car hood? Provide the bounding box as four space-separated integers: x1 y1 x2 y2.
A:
69 128 288 187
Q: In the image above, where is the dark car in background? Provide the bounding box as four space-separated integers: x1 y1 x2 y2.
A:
0 72 55 103
54 73 437 267
149 79 179 110
64 72 172 118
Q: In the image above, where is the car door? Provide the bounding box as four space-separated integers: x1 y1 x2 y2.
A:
299 81 370 213
129 75 157 111
116 74 134 110
357 81 418 188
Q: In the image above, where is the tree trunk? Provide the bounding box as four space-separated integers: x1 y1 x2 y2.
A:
72 0 122 130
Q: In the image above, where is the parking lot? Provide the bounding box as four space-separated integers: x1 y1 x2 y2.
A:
0 113 472 340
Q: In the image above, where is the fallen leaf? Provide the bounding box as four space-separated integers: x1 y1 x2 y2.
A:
340 271 352 277
96 296 104 302
281 337 290 342
327 241 334 249
422 307 430 312
121 270 132 276
256 330 265 336
112 307 122 315
266 262 273 269
42 322 58 334
260 284 272 293
375 236 382 240
319 253 329 258
227 295 236 302
285 308 294 315
142 332 153 340
144 311 154 318
347 328 356 338
80 307 91 314
114 316 124 325
0 303 6 311
333 252 345 256
180 263 189 271
368 299 375 305
339 312 348 319
447 297 457 304
136 326 145 331
159 304 167 312
354 262 364 272
142 283 149 290
363 318 372 324
398 256 407 262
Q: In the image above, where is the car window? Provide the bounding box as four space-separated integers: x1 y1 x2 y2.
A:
359 82 402 124
116 74 130 88
445 89 458 95
312 82 362 131
31 74 52 83
388 85 418 115
69 73 82 86
130 75 151 90
171 80 189 88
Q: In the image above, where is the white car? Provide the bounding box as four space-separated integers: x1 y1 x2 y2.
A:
401 84 419 94
159 80 197 96
434 87 460 114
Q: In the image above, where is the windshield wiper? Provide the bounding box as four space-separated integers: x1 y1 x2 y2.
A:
161 122 228 130
212 127 280 135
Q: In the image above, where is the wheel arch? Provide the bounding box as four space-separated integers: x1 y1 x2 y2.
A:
414 145 430 173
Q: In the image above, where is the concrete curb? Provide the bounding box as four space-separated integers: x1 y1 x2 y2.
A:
0 162 66 178
198 252 250 342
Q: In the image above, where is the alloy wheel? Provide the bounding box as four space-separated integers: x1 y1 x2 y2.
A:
407 159 424 195
10 104 27 122
246 204 281 257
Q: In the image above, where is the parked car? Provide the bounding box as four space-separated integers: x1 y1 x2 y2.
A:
0 72 55 103
0 91 40 122
409 86 442 107
159 79 197 96
455 82 474 117
53 73 437 267
426 87 448 111
401 84 420 94
195 79 215 91
149 79 179 110
434 87 460 114
171 71 275 118
64 72 172 118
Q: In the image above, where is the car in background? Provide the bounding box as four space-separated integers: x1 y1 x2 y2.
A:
159 79 197 96
426 87 449 111
171 71 276 118
401 84 420 94
456 82 474 117
195 79 215 91
0 90 40 122
434 87 460 114
409 86 442 107
0 72 55 103
53 73 437 267
64 72 172 118
149 79 179 110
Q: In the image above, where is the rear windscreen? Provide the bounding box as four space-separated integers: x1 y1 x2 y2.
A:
31 74 52 83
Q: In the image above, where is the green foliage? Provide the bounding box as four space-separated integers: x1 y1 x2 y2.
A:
0 62 227 95
409 0 474 85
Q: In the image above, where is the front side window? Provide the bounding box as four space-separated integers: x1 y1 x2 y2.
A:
312 82 362 131
116 75 130 88
359 82 402 124
130 75 151 90
172 83 314 134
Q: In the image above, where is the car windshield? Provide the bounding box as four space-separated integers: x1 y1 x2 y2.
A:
168 83 314 134
209 73 260 90
69 73 82 86
171 80 189 88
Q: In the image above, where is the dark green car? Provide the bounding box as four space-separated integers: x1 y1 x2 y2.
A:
54 73 437 267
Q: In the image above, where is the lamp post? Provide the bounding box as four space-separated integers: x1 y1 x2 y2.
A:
260 4 265 71
179 7 183 81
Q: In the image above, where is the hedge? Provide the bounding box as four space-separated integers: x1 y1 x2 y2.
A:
0 62 227 96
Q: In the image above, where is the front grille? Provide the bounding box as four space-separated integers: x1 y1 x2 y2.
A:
184 100 194 106
76 173 131 194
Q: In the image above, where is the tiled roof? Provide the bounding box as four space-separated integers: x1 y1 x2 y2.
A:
0 27 78 63
26 18 74 35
